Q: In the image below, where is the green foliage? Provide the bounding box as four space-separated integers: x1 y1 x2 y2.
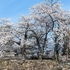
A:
0 59 3 63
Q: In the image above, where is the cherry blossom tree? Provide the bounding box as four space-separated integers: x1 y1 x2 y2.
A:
0 0 69 60
14 15 35 58
9 0 70 60
0 18 14 57
28 0 70 60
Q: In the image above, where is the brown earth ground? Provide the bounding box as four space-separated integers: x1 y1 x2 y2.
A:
0 59 70 70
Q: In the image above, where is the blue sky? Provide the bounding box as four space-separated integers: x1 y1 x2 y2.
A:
0 0 70 23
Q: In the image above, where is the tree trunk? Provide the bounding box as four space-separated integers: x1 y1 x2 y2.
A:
54 42 60 61
66 47 68 60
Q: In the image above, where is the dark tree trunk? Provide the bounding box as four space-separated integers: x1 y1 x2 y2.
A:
54 36 60 61
54 43 59 61
66 47 68 60
36 37 42 59
21 23 29 58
